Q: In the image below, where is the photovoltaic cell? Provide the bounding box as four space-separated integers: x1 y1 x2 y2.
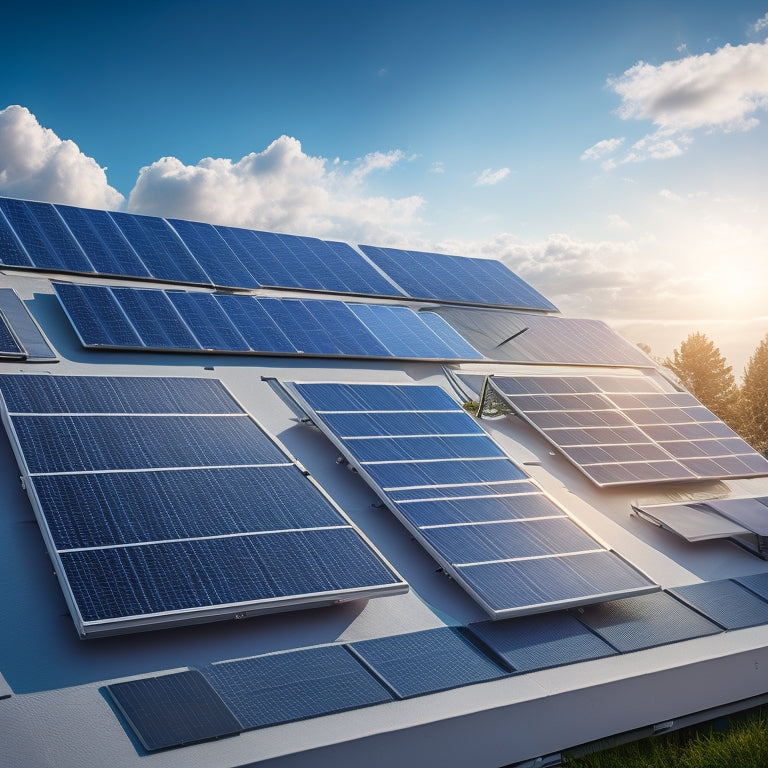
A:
704 497 768 536
286 381 656 618
0 289 55 360
488 374 768 487
0 374 405 636
573 591 721 652
359 244 558 311
668 579 768 630
348 627 508 698
467 612 617 673
204 645 393 730
429 307 652 367
107 670 241 751
167 292 250 351
0 310 25 358
0 205 34 267
212 295 295 353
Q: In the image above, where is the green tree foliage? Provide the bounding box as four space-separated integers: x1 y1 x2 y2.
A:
663 333 740 428
740 334 768 453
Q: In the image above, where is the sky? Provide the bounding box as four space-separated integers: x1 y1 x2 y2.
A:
1 0 767 375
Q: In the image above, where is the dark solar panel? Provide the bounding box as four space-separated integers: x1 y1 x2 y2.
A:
704 498 768 536
204 645 393 729
467 612 617 672
107 670 241 752
359 244 558 311
573 592 721 652
429 307 651 367
669 580 768 629
734 572 768 602
167 292 250 351
213 295 295 353
0 288 56 360
348 627 508 698
287 381 656 618
0 309 26 358
55 204 151 278
109 211 211 285
0 205 34 267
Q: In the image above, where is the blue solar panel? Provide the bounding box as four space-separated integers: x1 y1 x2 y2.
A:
0 374 241 413
0 310 25 358
13 414 286 473
458 552 655 615
348 627 507 698
0 198 94 273
213 295 295 353
53 283 143 348
323 240 401 295
359 244 558 310
395 493 565 527
55 204 151 278
167 292 250 351
429 308 652 367
214 226 274 285
289 381 656 618
467 612 617 672
574 591 721 652
109 211 211 284
204 645 393 729
34 465 344 550
0 205 33 267
167 219 260 289
63 528 401 623
349 304 479 359
419 311 486 359
107 670 241 752
668 580 768 630
420 519 601 564
110 286 201 350
734 572 768 602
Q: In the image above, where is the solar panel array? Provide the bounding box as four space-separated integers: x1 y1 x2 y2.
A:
0 374 405 637
488 374 768 487
53 283 482 360
0 288 57 361
427 307 652 367
285 382 656 619
0 196 557 311
359 244 558 311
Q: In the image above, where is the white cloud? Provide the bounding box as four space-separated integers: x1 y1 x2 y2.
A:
128 136 424 242
580 137 625 162
474 167 510 186
430 161 445 174
751 13 768 35
606 213 630 229
0 105 124 209
603 39 768 162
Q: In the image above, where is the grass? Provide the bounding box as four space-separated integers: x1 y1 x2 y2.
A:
563 710 768 768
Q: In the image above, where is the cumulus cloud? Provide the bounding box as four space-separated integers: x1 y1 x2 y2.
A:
0 105 124 209
592 39 768 165
128 136 423 242
474 167 510 186
751 13 768 35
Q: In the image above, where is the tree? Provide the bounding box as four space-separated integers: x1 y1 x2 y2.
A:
663 332 740 428
740 334 768 453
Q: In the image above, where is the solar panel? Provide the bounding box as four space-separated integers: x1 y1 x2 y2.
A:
573 592 721 652
487 374 768 487
107 670 241 752
427 307 652 367
0 197 93 273
55 204 151 278
0 309 26 359
0 374 406 636
204 645 393 729
631 502 751 542
358 244 558 311
668 579 768 630
285 381 657 619
348 627 508 698
704 498 768 536
0 204 34 267
55 283 482 361
467 612 617 672
108 211 211 285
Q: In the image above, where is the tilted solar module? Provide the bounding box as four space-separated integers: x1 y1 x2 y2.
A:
426 306 653 367
0 309 26 359
487 374 768 487
0 374 406 636
284 381 656 619
358 244 558 311
53 283 483 361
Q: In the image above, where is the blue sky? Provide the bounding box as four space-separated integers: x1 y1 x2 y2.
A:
1 1 767 373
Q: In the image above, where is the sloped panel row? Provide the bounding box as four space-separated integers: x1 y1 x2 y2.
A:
54 283 482 360
285 381 656 619
487 374 768 487
0 374 406 637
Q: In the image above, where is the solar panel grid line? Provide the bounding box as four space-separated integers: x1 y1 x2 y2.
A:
395 488 547 504
453 548 608 568
419 514 567 529
0 204 34 267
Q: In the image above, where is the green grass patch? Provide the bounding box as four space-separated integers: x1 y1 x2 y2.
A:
564 710 768 768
